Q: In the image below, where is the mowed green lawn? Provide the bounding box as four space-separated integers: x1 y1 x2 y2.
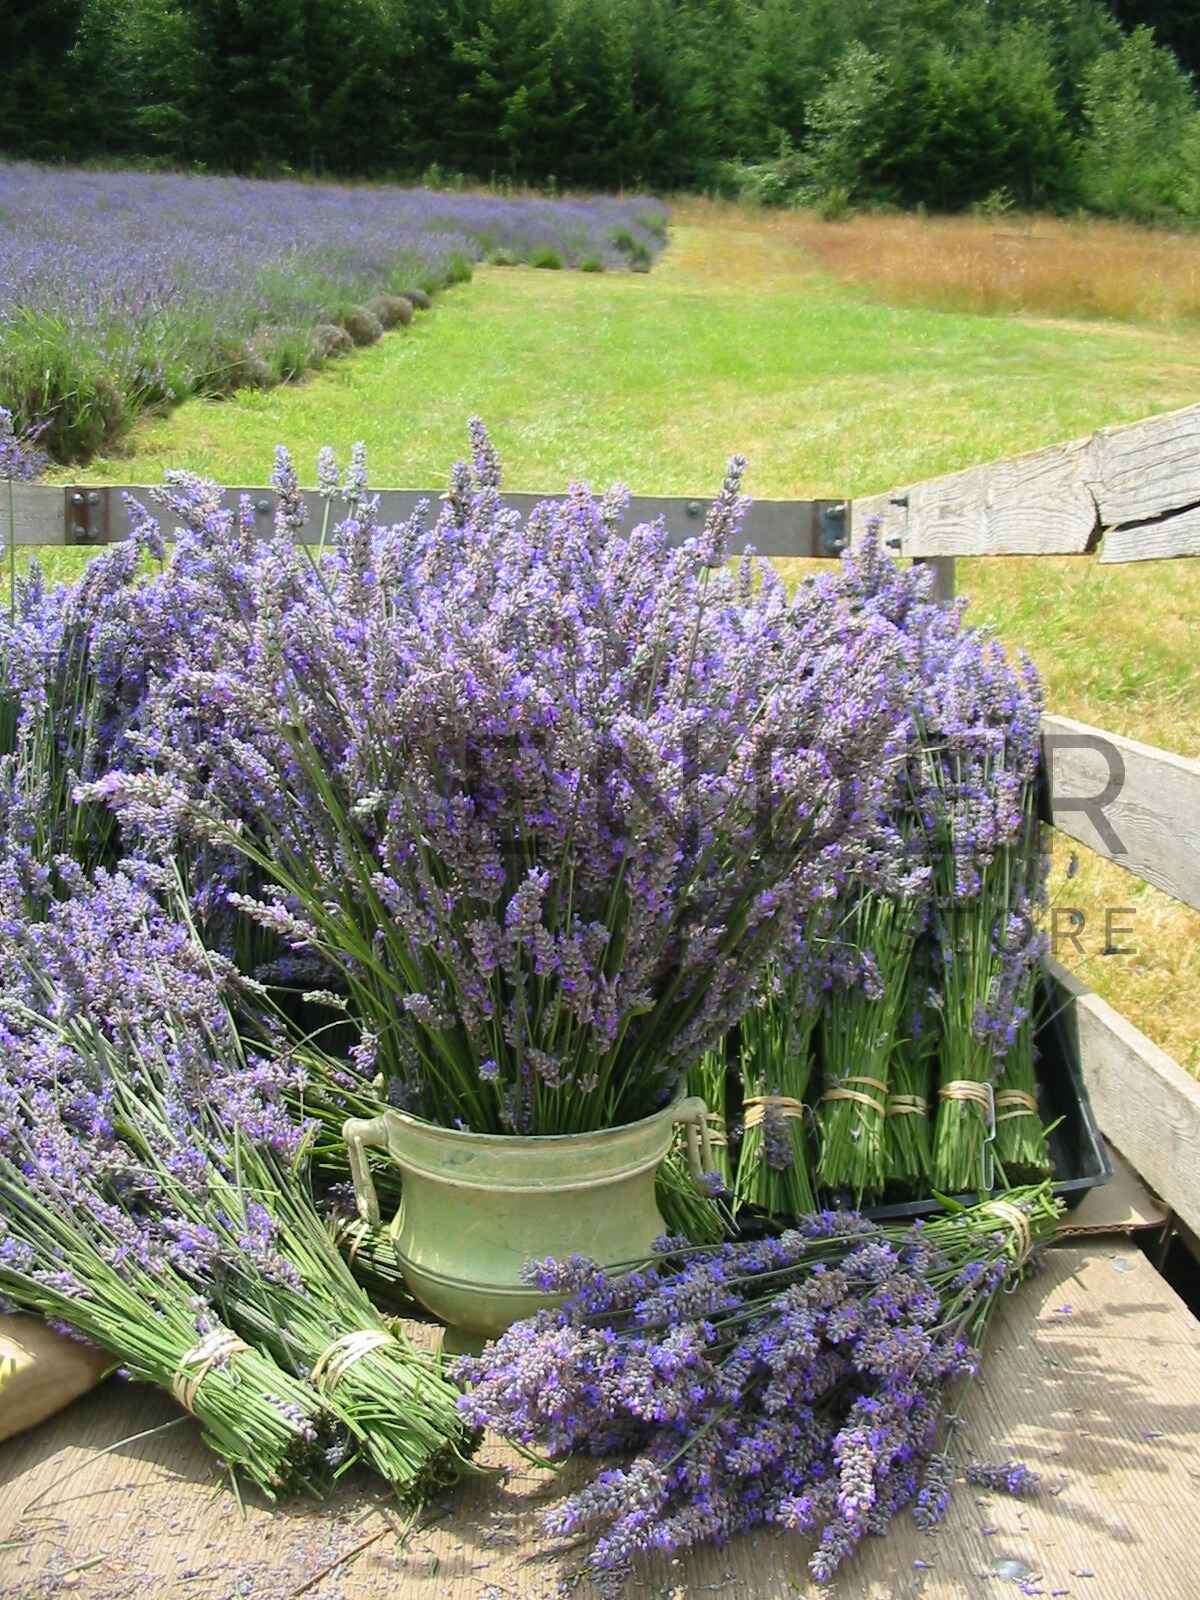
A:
55 200 1200 497
25 200 1200 1070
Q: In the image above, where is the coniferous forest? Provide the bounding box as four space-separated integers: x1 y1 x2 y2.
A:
2 0 1199 219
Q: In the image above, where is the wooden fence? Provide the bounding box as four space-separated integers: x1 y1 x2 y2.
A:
8 400 1200 1231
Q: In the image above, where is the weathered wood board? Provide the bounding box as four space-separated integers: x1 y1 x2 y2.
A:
852 401 1200 562
1048 958 1200 1241
2 1241 1197 1600
1040 714 1200 914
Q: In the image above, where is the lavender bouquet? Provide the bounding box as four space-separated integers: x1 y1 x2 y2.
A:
988 796 1053 1181
0 930 335 1498
816 886 922 1203
456 1185 1060 1588
0 1157 334 1499
0 865 473 1496
95 430 911 1137
917 641 1046 1193
809 530 1049 1197
884 943 942 1194
732 962 820 1220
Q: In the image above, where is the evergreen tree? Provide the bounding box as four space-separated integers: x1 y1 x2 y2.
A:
1 0 1198 218
1109 1 1200 77
0 0 88 158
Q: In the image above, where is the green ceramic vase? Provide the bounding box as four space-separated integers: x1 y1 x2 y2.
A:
343 1093 714 1352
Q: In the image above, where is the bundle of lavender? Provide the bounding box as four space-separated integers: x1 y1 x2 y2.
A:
811 528 1052 1198
733 967 819 1220
456 1184 1060 1589
0 866 474 1497
0 892 334 1495
90 432 912 1141
985 794 1054 1182
118 1108 472 1498
816 887 922 1203
884 944 942 1195
0 1151 335 1498
920 691 1048 1195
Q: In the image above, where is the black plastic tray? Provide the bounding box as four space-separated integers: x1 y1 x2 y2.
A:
737 978 1112 1232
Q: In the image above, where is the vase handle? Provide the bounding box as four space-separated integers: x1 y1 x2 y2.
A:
343 1115 391 1227
675 1096 715 1192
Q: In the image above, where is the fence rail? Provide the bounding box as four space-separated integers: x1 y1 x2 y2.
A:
5 484 851 560
1046 960 1200 1239
850 401 1200 563
1040 714 1200 915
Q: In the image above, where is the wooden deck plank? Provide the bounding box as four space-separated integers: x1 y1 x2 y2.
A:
3 1240 1198 1600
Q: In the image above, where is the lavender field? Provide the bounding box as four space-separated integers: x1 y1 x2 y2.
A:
0 163 667 462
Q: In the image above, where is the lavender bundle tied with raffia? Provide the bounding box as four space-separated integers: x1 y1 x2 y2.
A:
88 428 913 1138
0 865 475 1497
915 639 1048 1194
0 875 336 1496
793 532 1051 1200
732 926 831 1220
455 1184 1060 1590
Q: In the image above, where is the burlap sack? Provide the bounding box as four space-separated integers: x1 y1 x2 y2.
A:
0 1314 111 1443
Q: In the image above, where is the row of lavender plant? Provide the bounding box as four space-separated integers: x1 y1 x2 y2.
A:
0 161 668 460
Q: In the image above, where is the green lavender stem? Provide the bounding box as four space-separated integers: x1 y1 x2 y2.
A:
733 986 818 1219
818 893 919 1203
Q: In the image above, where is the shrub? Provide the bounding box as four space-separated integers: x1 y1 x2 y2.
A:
634 211 668 241
529 247 563 270
340 305 384 346
0 311 129 460
579 256 604 272
402 287 432 309
233 349 273 389
365 294 413 329
310 322 353 360
814 186 853 222
798 44 889 205
250 323 314 384
609 226 637 254
444 252 473 285
487 248 521 267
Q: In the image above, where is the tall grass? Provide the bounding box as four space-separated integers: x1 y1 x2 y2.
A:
780 210 1200 325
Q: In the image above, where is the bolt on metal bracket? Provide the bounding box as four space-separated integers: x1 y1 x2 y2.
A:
63 488 107 543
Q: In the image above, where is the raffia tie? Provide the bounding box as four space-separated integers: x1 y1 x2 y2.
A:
705 1111 729 1149
744 1095 806 1130
995 1089 1039 1124
886 1094 929 1119
938 1080 994 1114
336 1216 371 1265
171 1329 249 1414
820 1075 888 1117
980 1198 1034 1267
310 1329 396 1395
